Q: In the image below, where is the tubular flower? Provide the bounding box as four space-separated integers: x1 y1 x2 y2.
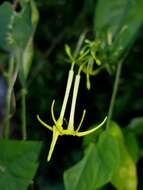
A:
37 64 107 161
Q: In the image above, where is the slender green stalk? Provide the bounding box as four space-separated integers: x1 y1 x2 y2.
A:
4 86 13 139
21 88 27 140
18 48 28 140
3 57 14 138
106 62 122 129
3 54 19 138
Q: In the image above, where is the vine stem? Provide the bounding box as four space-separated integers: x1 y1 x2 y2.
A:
106 62 122 129
14 47 28 140
4 86 13 139
21 88 27 140
3 54 19 138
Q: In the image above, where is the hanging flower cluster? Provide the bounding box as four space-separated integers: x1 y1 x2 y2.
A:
37 38 107 161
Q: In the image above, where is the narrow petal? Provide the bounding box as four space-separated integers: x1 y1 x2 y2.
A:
37 114 53 131
47 126 60 161
51 100 57 125
76 109 86 132
76 116 107 137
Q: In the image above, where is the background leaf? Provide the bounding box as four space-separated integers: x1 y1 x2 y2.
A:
0 1 33 52
94 0 143 64
108 122 137 190
0 2 13 51
10 3 32 49
0 140 42 190
127 117 143 135
123 129 140 163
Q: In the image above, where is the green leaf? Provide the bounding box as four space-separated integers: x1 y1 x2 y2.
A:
123 129 140 163
0 140 42 190
10 3 32 49
22 0 39 80
108 122 137 190
95 0 128 38
0 1 33 51
82 126 103 149
94 0 143 63
127 117 143 135
0 2 13 51
64 131 119 190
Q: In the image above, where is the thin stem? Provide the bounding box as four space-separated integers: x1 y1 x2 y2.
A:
4 87 13 138
3 56 14 138
106 62 122 129
3 54 19 138
21 88 27 140
18 47 28 140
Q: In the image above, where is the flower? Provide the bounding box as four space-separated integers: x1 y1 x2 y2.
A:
37 65 107 161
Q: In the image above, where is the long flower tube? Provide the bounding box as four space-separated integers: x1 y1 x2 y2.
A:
67 65 86 131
